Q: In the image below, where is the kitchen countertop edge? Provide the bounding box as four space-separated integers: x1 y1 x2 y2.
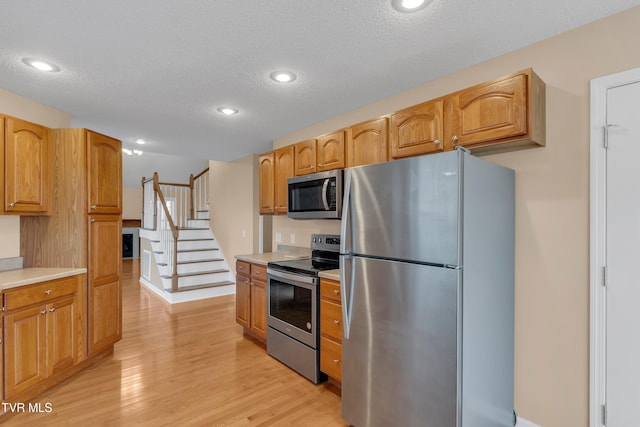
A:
0 268 87 291
319 269 340 281
235 251 310 266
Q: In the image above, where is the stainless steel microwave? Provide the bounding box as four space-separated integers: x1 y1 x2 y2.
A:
287 169 343 219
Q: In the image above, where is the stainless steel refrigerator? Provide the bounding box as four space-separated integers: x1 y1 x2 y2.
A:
339 149 515 427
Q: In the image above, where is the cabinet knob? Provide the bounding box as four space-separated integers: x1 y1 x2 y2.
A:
318 164 324 167
452 135 459 144
333 289 339 295
90 219 96 223
238 265 244 270
8 202 15 208
333 319 340 325
49 308 56 312
434 139 440 145
333 359 340 364
91 205 97 209
41 310 47 315
45 289 52 295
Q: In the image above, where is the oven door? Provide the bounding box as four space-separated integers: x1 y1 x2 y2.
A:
267 268 318 348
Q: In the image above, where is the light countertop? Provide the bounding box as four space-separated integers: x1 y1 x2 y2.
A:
319 269 340 281
0 268 87 291
235 252 309 266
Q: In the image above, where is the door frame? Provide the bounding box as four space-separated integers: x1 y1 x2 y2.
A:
590 66 640 427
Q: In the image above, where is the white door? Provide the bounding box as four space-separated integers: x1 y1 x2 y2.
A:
605 80 640 426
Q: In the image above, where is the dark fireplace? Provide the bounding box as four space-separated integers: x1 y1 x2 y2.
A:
123 233 133 258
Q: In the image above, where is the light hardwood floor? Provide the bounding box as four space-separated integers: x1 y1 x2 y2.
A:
3 260 345 426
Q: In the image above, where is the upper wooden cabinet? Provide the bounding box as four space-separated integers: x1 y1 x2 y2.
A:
294 132 346 176
449 68 545 152
1 115 51 215
87 131 122 214
317 130 345 172
390 99 445 159
274 145 294 215
347 118 389 167
294 139 317 176
259 152 275 215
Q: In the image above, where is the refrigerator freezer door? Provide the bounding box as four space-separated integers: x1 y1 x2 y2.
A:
342 256 460 427
343 150 461 266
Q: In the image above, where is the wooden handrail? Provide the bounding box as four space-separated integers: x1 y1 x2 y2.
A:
193 167 209 181
158 182 191 188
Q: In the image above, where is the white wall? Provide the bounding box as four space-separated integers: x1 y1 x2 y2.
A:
0 88 71 259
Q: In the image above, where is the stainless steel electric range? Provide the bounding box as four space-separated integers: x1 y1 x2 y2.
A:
266 234 340 384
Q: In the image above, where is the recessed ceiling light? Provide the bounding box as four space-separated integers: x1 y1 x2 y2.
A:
391 0 432 13
136 138 146 145
270 71 297 83
217 107 239 116
133 149 143 156
122 148 133 156
22 57 60 72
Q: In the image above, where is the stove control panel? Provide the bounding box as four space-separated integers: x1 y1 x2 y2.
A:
311 234 340 252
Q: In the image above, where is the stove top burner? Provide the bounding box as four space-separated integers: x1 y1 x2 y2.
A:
268 257 339 276
268 233 340 277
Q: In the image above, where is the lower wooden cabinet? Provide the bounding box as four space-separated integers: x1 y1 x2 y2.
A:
235 260 267 341
319 278 342 383
2 274 85 401
87 214 122 355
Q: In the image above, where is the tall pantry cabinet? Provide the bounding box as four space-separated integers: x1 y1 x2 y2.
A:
21 129 123 356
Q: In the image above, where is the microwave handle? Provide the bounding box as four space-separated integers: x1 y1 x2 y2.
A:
321 178 330 210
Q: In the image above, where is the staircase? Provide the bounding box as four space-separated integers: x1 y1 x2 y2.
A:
150 213 233 292
139 169 235 303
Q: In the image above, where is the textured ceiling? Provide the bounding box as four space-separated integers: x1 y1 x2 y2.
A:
1 0 639 161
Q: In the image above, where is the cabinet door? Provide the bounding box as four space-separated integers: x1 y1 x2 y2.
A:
88 214 122 355
450 73 527 149
317 131 345 171
294 139 317 176
347 118 388 167
87 131 122 214
274 146 294 215
235 273 251 328
258 152 275 215
250 278 267 340
390 99 444 159
47 296 78 375
3 116 50 214
4 305 47 399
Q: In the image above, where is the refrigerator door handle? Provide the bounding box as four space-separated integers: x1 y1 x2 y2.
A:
340 169 352 254
340 255 353 340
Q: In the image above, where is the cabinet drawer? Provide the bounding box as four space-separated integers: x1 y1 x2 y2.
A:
320 336 342 381
320 299 342 342
4 276 79 311
251 264 267 281
320 279 341 303
236 261 250 275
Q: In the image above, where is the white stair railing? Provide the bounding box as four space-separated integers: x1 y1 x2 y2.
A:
191 167 209 218
141 167 212 292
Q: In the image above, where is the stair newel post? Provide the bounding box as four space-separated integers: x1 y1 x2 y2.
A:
153 172 159 231
172 228 179 293
189 173 195 220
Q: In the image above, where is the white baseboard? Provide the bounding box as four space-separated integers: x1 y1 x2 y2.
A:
517 416 542 427
139 277 235 304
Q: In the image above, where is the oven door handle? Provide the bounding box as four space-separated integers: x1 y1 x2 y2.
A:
267 268 318 286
